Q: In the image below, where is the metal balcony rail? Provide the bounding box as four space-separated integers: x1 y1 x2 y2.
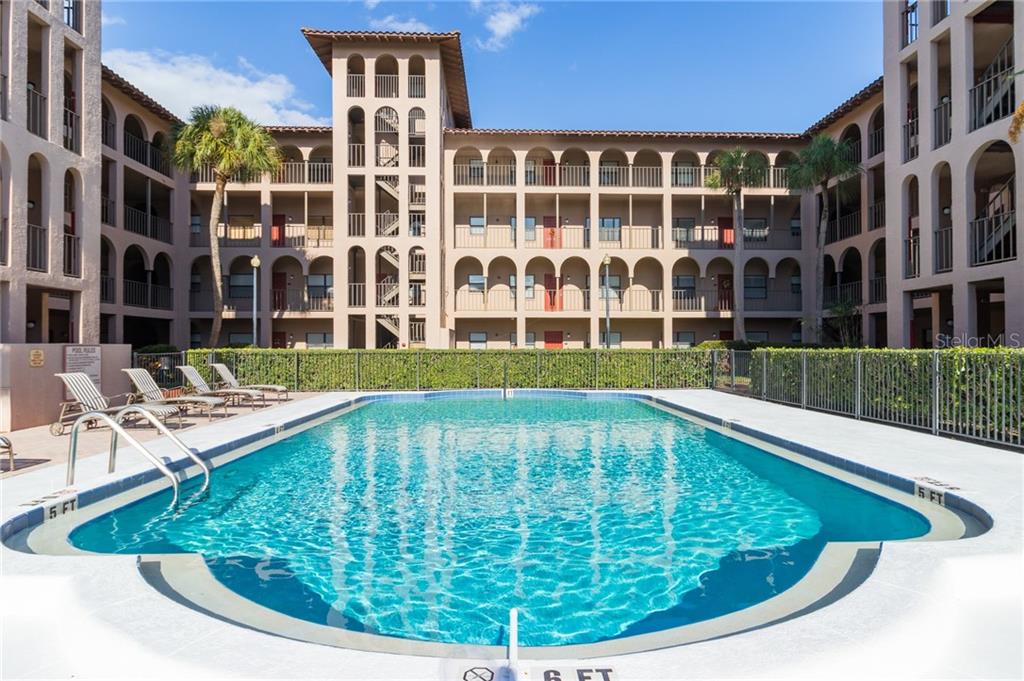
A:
598 165 630 187
0 74 8 121
841 142 862 164
124 206 173 243
742 227 802 250
102 117 115 148
347 74 364 97
62 233 81 277
62 0 82 31
26 88 46 138
408 284 426 307
0 218 8 265
933 99 952 148
375 281 401 307
868 127 884 157
868 200 885 230
869 276 887 304
970 212 1016 266
408 75 426 98
124 281 173 309
823 281 862 307
934 226 953 273
901 1 919 47
409 144 426 167
348 214 366 237
272 288 334 312
61 107 80 153
27 223 47 271
903 117 919 161
969 67 1015 132
522 225 589 249
100 275 115 303
308 161 332 183
348 143 365 167
375 74 399 98
905 235 921 278
348 283 366 307
124 131 171 175
672 225 735 249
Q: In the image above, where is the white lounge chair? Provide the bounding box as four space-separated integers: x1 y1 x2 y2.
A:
177 366 265 410
0 435 13 473
123 368 229 422
211 363 290 402
52 372 181 436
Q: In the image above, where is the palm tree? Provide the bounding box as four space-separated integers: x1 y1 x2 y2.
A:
705 148 768 340
786 134 861 343
169 106 280 347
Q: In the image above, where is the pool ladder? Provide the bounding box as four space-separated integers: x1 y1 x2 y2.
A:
65 406 211 506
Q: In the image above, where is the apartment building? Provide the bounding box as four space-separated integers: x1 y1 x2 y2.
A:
1 1 1020 350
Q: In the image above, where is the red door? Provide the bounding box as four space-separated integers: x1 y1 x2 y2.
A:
544 331 563 349
543 158 556 186
719 330 734 341
717 274 734 311
272 272 287 310
543 273 562 311
272 332 288 348
719 217 734 248
542 215 559 248
271 214 287 246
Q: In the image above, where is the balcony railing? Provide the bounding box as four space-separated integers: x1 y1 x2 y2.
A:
868 127 884 157
455 226 516 249
409 184 426 207
308 162 332 183
522 226 589 249
932 226 953 273
559 164 589 187
124 281 173 309
348 143 365 167
742 227 802 250
823 282 862 307
62 108 80 153
347 74 364 97
348 214 366 237
1 74 7 121
969 65 1015 132
743 290 803 312
375 74 399 98
868 201 885 230
901 1 919 47
598 225 661 249
408 75 426 98
970 212 1016 266
671 288 733 312
933 100 952 148
408 283 426 307
348 283 366 307
522 288 591 312
598 166 630 187
62 233 81 277
100 275 115 304
903 118 919 162
631 166 662 188
102 117 116 148
190 165 261 184
869 276 886 304
826 211 861 243
274 161 306 183
455 289 516 312
0 218 8 265
771 166 789 189
124 132 170 175
672 225 734 249
605 288 663 313
486 164 516 186
27 223 47 272
272 289 334 312
905 235 920 278
409 144 426 167
124 206 173 243
270 223 333 248
26 88 46 138
671 165 701 188
410 251 426 274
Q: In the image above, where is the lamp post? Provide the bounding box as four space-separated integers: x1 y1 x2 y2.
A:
250 254 261 347
602 254 611 349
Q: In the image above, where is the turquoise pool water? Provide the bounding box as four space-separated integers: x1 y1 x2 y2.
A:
70 397 929 646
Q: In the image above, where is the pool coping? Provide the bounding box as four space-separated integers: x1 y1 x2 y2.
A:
3 389 971 660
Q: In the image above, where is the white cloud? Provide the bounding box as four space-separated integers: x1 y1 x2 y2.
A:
364 0 382 8
368 15 431 32
101 13 126 27
102 49 329 126
473 2 539 51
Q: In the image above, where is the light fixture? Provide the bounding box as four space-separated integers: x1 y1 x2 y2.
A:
942 206 951 216
26 200 35 210
250 255 261 269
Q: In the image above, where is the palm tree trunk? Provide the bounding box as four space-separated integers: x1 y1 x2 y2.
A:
815 182 830 344
208 175 227 347
732 191 746 341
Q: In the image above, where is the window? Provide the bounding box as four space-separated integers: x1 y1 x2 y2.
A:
744 218 768 244
790 275 802 294
598 217 621 242
598 331 622 348
189 332 202 349
511 216 537 242
673 331 696 348
594 273 622 299
672 275 696 296
508 274 535 299
672 217 695 244
469 215 485 235
468 274 486 292
228 332 254 346
511 331 536 348
190 272 201 293
747 331 769 343
228 273 253 298
790 215 802 237
791 328 803 343
306 332 334 349
744 275 767 299
469 331 487 350
307 274 333 299
190 215 202 235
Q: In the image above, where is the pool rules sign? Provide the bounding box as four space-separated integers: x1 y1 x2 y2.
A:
63 345 102 399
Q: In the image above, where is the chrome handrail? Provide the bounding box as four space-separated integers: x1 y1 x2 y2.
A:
65 411 180 505
113 405 211 494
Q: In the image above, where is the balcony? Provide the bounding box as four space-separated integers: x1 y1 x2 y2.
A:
901 1 919 48
124 281 173 310
868 201 885 230
189 289 258 313
671 165 701 188
348 214 366 237
100 275 115 304
102 117 116 148
124 132 170 175
742 226 802 250
189 222 260 248
672 225 735 249
826 211 862 244
671 288 732 313
348 283 366 307
26 88 46 138
598 225 661 249
869 276 886 304
274 161 306 183
903 118 919 162
408 75 426 98
190 164 261 184
522 226 589 249
455 289 516 312
408 283 426 307
62 234 81 277
604 288 663 313
409 144 426 167
823 282 862 307
410 251 426 275
125 206 173 243
1 74 7 121
308 162 332 184
486 164 516 186
868 127 884 157
375 74 399 98
347 74 364 97
598 166 630 188
272 289 334 313
27 224 47 272
905 235 920 278
631 166 662 188
455 226 516 249
348 143 365 167
62 108 81 153
522 288 590 312
934 226 953 273
559 165 589 187
270 224 333 248
970 212 1016 266
933 100 952 148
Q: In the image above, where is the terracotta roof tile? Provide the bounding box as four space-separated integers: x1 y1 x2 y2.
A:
445 128 804 141
263 125 333 134
804 77 884 135
101 65 181 125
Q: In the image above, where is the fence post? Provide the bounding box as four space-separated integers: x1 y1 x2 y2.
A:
355 351 361 392
594 351 599 390
293 350 299 391
762 351 768 400
652 351 658 389
855 351 862 419
476 352 481 389
730 349 736 391
931 350 940 435
536 351 541 389
711 350 718 389
801 351 807 408
416 351 421 391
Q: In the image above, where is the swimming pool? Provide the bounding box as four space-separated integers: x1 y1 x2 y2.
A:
64 396 941 649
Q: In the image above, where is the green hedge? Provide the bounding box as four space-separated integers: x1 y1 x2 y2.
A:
183 348 715 392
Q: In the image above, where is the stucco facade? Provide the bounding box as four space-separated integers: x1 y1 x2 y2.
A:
0 1 1020 351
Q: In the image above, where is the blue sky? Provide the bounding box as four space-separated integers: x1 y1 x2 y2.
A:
101 1 882 132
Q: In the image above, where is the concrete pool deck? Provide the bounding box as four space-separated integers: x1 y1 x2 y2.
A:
1 389 1021 679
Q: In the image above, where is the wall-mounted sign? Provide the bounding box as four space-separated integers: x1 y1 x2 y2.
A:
28 349 45 368
63 345 102 399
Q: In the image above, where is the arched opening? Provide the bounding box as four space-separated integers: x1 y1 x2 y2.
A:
868 105 884 156
598 149 628 187
559 147 589 187
348 246 366 306
347 106 365 166
408 107 426 167
408 55 426 98
822 254 837 306
774 257 802 311
308 256 334 311
934 162 952 273
100 96 115 148
742 257 770 310
632 149 662 188
308 144 332 183
905 175 920 277
271 255 304 310
122 245 149 307
524 147 555 187
454 256 485 310
671 150 700 187
706 256 734 312
969 140 1016 265
189 256 213 311
453 147 484 186
100 237 116 303
123 114 147 163
374 54 398 97
486 146 516 186
670 257 700 311
346 54 365 96
486 256 516 311
374 106 399 167
275 144 304 183
62 169 81 276
773 150 797 188
227 255 258 312
559 256 590 311
837 248 863 306
375 246 399 307
151 252 173 309
525 256 557 311
632 256 664 311
840 124 862 163
868 238 886 303
26 154 48 271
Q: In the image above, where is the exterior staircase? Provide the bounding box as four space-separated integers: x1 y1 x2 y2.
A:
972 175 1016 265
972 37 1015 130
